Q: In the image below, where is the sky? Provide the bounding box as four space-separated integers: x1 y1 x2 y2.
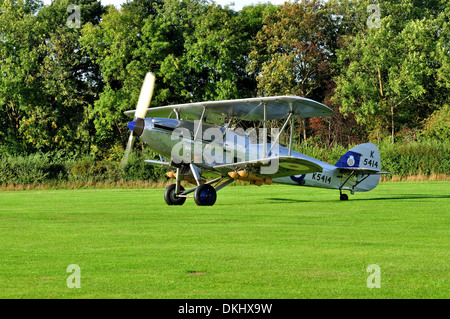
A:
43 0 288 11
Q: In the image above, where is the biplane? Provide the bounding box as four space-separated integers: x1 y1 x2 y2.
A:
123 73 388 206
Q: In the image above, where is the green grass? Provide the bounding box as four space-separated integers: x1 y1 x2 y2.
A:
0 182 448 299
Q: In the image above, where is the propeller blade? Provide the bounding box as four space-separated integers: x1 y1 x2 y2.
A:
121 72 155 169
120 131 135 170
135 72 156 119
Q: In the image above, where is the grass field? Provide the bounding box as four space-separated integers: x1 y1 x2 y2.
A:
0 182 448 299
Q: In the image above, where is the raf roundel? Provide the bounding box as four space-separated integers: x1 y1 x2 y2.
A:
347 155 355 167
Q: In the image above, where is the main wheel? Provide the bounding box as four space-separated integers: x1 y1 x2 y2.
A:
194 184 217 206
164 184 186 206
340 193 349 201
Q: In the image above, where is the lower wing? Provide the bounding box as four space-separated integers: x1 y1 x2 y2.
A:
213 156 323 178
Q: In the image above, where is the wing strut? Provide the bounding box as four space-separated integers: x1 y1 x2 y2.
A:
190 163 202 186
263 102 267 158
175 167 182 194
267 112 292 157
289 102 295 156
194 106 206 141
222 116 233 137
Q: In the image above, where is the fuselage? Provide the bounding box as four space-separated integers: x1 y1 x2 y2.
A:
132 117 377 192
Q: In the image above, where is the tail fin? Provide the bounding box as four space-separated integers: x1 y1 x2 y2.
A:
335 143 381 170
335 143 382 192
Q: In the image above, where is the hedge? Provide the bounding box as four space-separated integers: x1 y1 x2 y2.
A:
0 140 448 187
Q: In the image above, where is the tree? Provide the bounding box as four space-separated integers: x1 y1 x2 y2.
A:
333 0 448 143
249 0 335 98
80 0 265 154
248 0 338 141
34 0 104 155
420 104 450 141
435 0 450 94
182 2 260 101
0 0 104 155
0 0 45 153
80 3 151 154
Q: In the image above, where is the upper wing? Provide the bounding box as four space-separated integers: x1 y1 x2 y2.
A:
213 156 323 178
125 96 332 124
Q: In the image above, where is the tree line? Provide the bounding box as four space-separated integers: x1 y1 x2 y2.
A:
1 0 448 162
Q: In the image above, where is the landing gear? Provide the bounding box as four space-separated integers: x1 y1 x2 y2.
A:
338 170 355 201
164 164 234 206
164 184 186 206
194 184 217 206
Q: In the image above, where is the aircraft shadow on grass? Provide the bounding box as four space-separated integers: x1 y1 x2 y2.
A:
267 198 314 203
267 194 449 203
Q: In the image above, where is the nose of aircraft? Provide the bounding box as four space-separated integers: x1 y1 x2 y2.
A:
127 118 146 137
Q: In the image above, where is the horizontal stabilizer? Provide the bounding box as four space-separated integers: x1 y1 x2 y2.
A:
214 156 323 178
338 167 390 175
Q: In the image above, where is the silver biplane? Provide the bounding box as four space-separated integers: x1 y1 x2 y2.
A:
123 73 388 206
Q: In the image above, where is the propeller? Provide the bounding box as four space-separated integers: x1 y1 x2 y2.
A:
120 72 156 170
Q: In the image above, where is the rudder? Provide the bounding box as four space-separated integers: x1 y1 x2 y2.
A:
335 143 381 171
335 143 382 192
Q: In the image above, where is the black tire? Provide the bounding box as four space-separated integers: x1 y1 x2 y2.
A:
164 184 186 206
194 184 217 206
340 193 349 201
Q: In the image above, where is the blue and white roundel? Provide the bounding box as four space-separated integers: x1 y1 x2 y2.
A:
347 155 355 167
290 174 306 183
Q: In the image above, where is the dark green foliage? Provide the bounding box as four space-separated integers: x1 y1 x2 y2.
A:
0 0 448 186
120 150 167 182
380 140 450 177
420 105 450 141
0 153 67 185
332 0 449 143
